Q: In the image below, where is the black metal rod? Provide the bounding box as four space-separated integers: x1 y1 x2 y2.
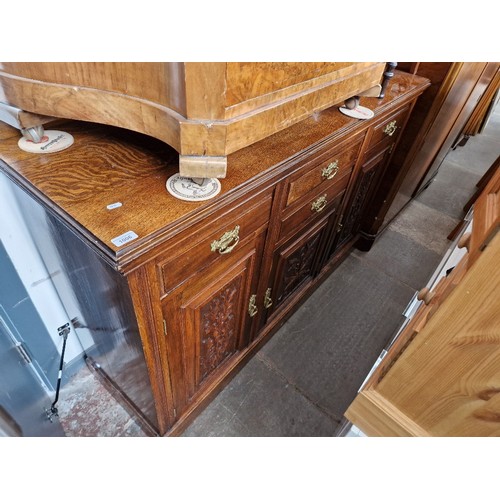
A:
50 331 69 412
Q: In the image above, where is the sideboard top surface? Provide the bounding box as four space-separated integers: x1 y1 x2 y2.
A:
0 71 429 270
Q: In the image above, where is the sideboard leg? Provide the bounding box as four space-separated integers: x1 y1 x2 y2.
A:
0 101 54 139
179 155 228 178
21 125 46 143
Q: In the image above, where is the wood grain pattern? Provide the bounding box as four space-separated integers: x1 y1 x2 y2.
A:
279 174 349 242
0 70 184 151
285 134 363 207
468 163 500 267
161 233 265 412
0 62 187 114
158 193 273 296
0 62 386 173
460 66 500 138
0 72 429 272
379 62 454 224
346 170 500 436
345 390 431 437
0 70 430 436
126 265 177 434
378 233 500 436
223 62 384 117
183 63 227 120
418 62 500 190
225 62 355 105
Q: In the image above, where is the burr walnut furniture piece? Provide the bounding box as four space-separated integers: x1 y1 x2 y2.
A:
0 62 387 178
345 167 500 436
0 71 429 436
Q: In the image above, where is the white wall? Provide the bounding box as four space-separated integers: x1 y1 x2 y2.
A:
0 174 85 363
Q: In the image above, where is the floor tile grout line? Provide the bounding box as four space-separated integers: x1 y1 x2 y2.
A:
255 351 343 425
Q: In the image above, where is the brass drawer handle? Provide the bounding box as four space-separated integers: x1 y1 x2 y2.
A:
248 294 258 317
311 194 327 213
383 120 397 137
264 288 273 309
211 225 240 254
322 161 339 180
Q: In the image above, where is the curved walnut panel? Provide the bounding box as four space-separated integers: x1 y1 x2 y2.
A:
0 62 386 178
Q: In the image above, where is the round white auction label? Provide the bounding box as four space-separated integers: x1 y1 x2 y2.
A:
18 130 74 153
166 173 221 202
338 105 375 120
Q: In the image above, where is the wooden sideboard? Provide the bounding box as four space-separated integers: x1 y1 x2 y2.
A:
0 62 386 178
0 71 429 436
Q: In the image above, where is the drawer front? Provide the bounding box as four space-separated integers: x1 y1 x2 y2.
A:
365 104 411 155
279 171 350 242
158 193 273 295
285 134 364 208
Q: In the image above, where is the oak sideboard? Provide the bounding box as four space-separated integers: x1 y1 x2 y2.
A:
0 70 429 435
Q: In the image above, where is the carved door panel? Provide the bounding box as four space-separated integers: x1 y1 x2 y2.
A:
265 218 329 319
160 233 265 415
325 145 392 259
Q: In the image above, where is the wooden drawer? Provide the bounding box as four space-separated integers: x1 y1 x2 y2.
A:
365 104 411 156
158 193 273 295
285 134 364 208
279 171 350 242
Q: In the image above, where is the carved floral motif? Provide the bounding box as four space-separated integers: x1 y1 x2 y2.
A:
280 233 321 302
199 279 240 382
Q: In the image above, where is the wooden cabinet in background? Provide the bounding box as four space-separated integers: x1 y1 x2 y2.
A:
0 70 429 436
345 168 500 436
375 62 500 233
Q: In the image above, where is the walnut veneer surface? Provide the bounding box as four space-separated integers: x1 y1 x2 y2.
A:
0 71 427 270
0 62 389 178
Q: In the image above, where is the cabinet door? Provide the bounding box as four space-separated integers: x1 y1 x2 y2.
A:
326 145 392 259
160 232 266 415
265 218 329 319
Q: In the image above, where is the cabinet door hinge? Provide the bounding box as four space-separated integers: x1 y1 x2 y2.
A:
336 214 344 233
248 294 258 317
162 319 167 336
264 288 273 309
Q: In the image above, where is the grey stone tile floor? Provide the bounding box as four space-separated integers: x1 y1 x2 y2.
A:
58 104 499 437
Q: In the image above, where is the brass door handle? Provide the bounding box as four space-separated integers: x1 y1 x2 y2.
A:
311 194 327 213
248 294 258 317
211 225 240 254
322 161 339 180
264 288 273 309
383 120 397 137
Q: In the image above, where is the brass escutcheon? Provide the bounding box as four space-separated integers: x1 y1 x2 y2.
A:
383 120 397 137
322 160 339 180
211 225 240 254
248 294 258 317
311 194 327 213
